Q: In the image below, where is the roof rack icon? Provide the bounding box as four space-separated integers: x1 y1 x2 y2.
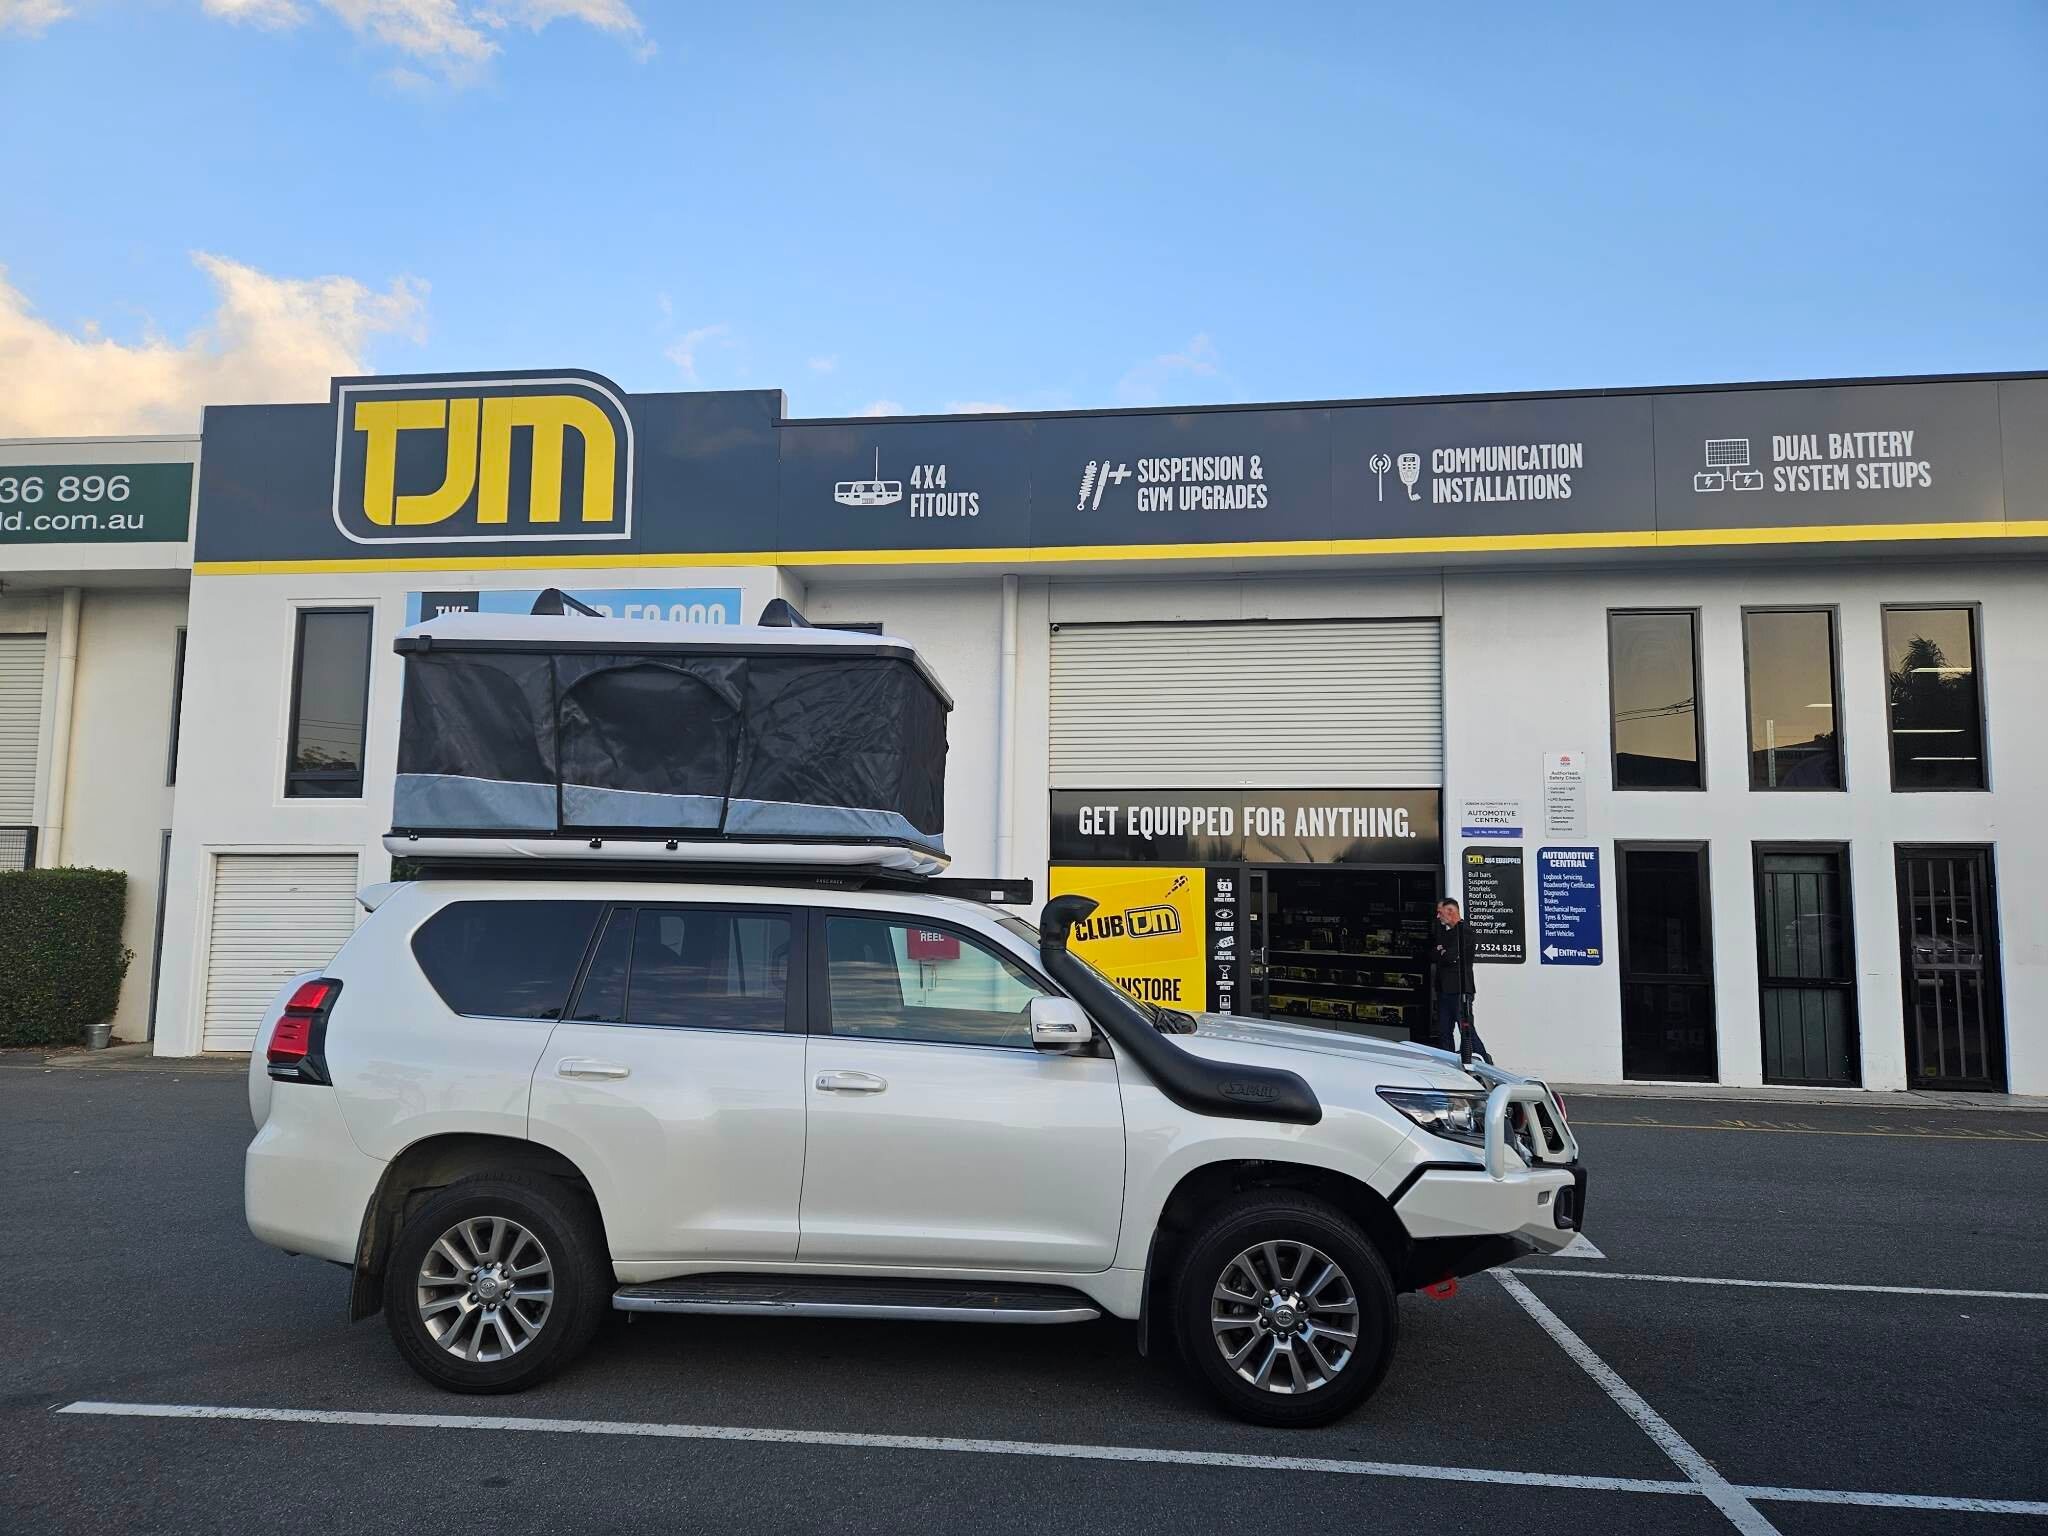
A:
834 449 903 508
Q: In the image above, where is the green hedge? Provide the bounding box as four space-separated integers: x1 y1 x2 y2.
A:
0 867 133 1048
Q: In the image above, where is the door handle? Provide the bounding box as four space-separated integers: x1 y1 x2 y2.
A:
557 1058 631 1080
814 1070 887 1094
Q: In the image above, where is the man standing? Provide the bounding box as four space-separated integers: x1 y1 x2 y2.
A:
1429 898 1491 1064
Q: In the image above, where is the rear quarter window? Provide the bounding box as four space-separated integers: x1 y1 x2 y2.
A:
411 900 603 1019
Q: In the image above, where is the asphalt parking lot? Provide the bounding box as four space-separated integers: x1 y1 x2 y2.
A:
2 1058 2044 1535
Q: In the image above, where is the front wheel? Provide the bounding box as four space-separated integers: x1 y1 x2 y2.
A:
1172 1191 1397 1427
382 1172 610 1393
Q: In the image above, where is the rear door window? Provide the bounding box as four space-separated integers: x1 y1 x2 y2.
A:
411 900 603 1019
566 905 796 1033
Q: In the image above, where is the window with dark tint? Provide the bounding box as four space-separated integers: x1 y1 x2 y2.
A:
622 908 791 1031
286 608 373 798
1744 610 1841 790
824 916 1047 1048
570 909 632 1022
166 627 187 786
1609 612 1702 789
1884 607 1986 790
412 900 602 1019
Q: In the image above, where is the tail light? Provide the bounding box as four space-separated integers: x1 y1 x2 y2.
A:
267 977 341 1084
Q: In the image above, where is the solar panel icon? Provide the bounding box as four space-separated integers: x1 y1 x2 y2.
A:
1704 438 1751 468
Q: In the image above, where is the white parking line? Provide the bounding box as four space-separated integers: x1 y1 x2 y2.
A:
1507 1268 2048 1302
53 1401 2048 1516
1493 1271 1781 1535
49 1403 1697 1496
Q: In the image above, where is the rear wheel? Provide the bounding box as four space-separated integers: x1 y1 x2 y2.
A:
383 1173 609 1393
1171 1191 1397 1427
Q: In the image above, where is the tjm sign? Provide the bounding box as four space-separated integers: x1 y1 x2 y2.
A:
330 371 635 545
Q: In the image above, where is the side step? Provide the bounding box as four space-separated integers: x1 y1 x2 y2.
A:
612 1274 1100 1325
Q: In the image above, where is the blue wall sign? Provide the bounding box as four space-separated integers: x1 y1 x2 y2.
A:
1536 846 1603 965
405 586 744 626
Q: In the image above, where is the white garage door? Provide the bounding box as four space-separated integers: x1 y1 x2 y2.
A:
202 854 360 1052
1050 619 1442 787
0 633 47 834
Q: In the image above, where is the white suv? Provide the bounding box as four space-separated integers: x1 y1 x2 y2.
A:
246 875 1584 1427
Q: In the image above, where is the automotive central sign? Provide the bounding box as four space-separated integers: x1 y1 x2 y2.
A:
331 371 634 545
191 372 2048 568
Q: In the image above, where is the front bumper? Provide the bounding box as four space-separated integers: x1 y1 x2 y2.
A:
1395 1160 1588 1287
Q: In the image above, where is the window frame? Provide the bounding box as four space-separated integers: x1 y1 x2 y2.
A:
805 908 1061 1053
284 605 375 800
1881 602 1990 793
1739 604 1845 793
561 902 808 1036
1606 608 1706 792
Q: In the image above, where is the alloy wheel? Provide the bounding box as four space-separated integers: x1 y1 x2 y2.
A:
1210 1239 1359 1394
415 1215 555 1363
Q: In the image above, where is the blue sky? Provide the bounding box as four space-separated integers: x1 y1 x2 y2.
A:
1 1 2043 432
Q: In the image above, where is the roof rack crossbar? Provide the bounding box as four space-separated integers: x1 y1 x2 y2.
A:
389 857 1031 906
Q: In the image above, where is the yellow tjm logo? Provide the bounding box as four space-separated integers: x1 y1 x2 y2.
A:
333 375 634 543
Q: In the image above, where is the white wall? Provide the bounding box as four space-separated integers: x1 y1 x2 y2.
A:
1443 557 2047 1092
152 566 794 1056
58 590 186 1040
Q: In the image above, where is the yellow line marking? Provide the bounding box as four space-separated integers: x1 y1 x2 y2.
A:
190 518 2048 576
1573 1118 2048 1142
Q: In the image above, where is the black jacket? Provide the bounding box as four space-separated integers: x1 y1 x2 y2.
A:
1429 918 1476 999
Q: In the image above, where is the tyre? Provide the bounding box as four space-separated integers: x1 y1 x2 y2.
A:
1171 1191 1397 1427
382 1172 610 1394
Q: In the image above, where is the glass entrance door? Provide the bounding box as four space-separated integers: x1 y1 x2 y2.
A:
1755 846 1858 1085
1896 847 2005 1090
1259 868 1435 1041
1617 844 1717 1081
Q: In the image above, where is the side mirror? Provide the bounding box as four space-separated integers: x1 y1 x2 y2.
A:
1029 996 1095 1051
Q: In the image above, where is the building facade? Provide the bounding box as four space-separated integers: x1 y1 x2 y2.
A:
0 436 197 1044
5 371 2040 1091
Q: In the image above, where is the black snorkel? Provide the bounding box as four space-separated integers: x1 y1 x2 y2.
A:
1038 895 1321 1126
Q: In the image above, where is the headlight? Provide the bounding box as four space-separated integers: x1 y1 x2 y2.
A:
1379 1087 1488 1145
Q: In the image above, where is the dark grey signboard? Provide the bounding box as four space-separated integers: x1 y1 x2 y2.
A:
1462 844 1526 964
0 462 191 544
1049 789 1442 868
191 370 2048 565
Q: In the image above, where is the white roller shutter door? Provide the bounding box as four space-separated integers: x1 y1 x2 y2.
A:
1050 620 1442 787
0 633 46 826
202 854 360 1052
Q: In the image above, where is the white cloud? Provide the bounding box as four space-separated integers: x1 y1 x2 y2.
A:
203 0 648 81
806 355 837 374
0 253 426 437
201 0 306 26
943 400 1012 414
857 400 904 417
664 322 731 385
1117 332 1223 406
0 0 73 34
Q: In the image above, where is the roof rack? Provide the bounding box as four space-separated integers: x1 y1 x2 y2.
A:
389 856 1032 907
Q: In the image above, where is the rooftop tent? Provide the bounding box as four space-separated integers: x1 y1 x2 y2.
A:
387 604 952 874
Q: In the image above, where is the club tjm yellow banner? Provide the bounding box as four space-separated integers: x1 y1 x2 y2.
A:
1050 865 1206 1011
